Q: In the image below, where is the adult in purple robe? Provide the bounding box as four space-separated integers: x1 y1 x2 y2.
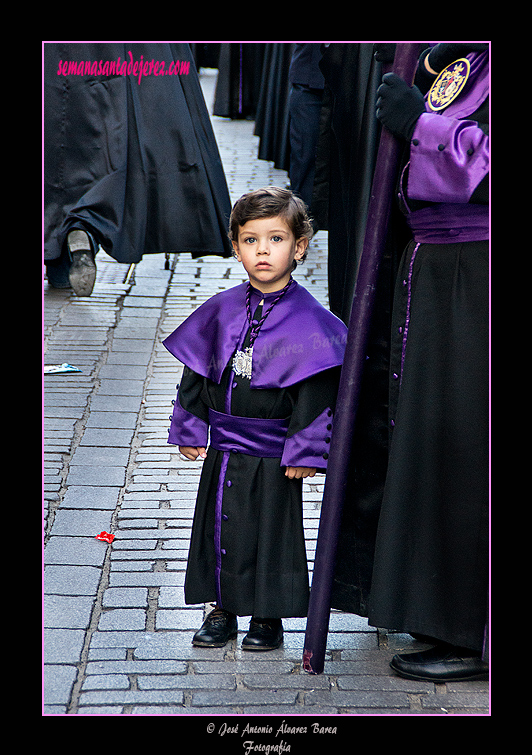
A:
163 280 347 619
354 44 489 681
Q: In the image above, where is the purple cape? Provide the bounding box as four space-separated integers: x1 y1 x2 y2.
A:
163 280 347 388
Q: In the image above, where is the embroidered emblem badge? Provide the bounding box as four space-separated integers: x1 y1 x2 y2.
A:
428 57 471 112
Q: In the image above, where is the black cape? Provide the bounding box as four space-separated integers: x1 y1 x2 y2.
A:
44 42 232 263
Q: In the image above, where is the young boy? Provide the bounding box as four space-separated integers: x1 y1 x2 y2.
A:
163 187 347 651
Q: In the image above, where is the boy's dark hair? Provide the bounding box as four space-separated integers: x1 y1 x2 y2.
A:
229 186 313 265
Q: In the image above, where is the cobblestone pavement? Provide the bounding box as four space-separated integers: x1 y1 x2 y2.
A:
43 68 490 721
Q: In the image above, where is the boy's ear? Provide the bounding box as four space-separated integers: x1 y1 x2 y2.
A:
232 240 241 260
295 237 308 260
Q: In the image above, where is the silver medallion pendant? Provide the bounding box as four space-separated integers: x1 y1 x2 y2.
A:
232 346 253 379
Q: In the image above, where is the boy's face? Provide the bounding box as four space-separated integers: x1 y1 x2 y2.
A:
232 215 307 293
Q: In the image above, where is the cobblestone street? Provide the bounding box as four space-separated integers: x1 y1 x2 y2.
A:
43 68 489 720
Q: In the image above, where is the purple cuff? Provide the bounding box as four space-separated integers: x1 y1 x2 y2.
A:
409 113 489 204
167 394 209 447
281 407 333 469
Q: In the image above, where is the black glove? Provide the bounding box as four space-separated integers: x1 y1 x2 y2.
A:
376 72 426 141
428 43 488 73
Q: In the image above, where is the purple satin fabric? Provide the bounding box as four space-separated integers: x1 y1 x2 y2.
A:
214 451 230 606
162 281 347 389
281 407 333 469
407 51 489 209
208 408 289 458
409 115 489 205
168 395 208 447
406 202 489 244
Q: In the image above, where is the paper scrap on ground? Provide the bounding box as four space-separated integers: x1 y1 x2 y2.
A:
44 364 82 374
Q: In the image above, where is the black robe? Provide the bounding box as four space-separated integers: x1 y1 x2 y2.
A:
178 359 341 618
312 44 398 323
254 43 295 172
213 43 266 120
44 42 232 263
367 238 489 651
164 282 347 617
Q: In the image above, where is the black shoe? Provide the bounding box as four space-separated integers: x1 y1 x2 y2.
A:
241 618 283 651
390 643 489 682
192 607 238 648
67 230 97 296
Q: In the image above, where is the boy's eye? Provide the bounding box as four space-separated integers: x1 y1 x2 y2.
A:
241 234 284 244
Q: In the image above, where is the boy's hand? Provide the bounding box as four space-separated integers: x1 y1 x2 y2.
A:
179 446 207 461
285 466 316 479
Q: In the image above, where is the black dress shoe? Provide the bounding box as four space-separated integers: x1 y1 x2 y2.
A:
241 618 283 651
192 607 238 648
390 644 489 682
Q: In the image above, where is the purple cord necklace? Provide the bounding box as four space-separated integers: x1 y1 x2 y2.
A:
232 278 293 379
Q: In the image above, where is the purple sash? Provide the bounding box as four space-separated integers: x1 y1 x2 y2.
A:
407 203 489 243
208 408 289 458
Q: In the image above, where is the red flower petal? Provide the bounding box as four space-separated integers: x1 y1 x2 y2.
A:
95 531 115 543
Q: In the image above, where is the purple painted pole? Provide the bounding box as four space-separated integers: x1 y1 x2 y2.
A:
303 43 422 675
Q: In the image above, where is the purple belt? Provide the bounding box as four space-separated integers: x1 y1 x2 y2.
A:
208 408 289 458
406 203 489 244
